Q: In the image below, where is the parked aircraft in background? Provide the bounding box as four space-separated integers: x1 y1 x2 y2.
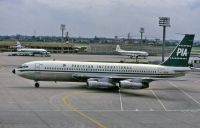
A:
9 41 50 57
12 35 194 89
116 45 149 58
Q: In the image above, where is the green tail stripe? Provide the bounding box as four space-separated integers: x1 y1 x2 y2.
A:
160 34 195 67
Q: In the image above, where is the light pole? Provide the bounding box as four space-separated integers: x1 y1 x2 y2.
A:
159 17 170 62
140 27 144 43
60 24 66 42
60 24 66 53
65 31 69 43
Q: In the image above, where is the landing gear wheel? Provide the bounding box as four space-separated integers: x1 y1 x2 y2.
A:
112 86 120 91
86 82 90 89
35 82 40 88
141 83 149 89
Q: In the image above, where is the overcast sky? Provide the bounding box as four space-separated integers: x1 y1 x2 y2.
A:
0 0 200 39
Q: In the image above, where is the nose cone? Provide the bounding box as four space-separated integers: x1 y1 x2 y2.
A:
12 69 15 74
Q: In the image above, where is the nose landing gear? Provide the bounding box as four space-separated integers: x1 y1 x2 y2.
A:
35 82 40 88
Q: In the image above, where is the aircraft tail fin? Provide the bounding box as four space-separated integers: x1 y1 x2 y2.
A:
16 41 23 49
160 34 195 67
116 45 121 52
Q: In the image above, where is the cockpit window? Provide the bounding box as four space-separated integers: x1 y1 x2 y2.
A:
18 65 28 68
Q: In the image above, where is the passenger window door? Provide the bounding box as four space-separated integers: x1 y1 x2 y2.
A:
35 63 40 72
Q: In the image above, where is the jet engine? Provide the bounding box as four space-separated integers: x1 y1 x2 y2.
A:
86 78 115 88
119 80 149 89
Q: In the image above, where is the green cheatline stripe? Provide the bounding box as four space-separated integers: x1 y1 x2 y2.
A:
18 69 180 77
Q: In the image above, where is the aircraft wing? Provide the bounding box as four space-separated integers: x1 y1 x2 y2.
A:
73 73 150 83
72 72 145 79
126 54 137 57
72 73 186 83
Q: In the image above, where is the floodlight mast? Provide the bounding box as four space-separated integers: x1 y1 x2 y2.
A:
140 27 144 42
159 17 170 62
60 24 66 42
60 24 66 53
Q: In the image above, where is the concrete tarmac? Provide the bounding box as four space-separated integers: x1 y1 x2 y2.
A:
0 53 200 128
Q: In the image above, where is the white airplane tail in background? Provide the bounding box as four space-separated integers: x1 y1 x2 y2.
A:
116 45 122 52
16 41 23 49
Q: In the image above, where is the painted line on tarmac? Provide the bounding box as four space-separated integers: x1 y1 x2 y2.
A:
49 93 66 110
168 81 200 106
118 89 124 111
150 90 168 111
49 91 83 110
62 95 107 128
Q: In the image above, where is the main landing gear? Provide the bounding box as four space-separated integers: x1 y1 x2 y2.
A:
112 86 120 91
112 83 121 91
35 82 40 88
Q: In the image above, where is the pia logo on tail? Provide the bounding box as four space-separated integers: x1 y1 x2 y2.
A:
176 48 187 56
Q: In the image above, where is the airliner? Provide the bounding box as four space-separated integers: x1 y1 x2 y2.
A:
12 34 194 89
116 45 149 58
14 41 50 57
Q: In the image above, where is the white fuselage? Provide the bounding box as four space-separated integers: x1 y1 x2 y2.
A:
17 48 47 53
117 49 149 57
15 61 190 82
